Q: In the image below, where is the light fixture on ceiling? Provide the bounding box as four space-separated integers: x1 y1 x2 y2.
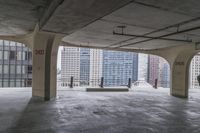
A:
113 25 127 34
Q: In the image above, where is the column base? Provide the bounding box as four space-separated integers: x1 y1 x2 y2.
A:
171 94 188 98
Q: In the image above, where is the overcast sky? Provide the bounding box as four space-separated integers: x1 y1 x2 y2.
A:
57 46 62 70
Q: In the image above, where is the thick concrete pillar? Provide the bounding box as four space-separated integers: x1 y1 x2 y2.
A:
149 45 197 98
32 32 61 100
170 53 191 98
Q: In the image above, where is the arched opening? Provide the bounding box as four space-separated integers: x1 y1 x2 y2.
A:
0 40 32 88
189 52 200 97
148 55 170 89
132 53 170 94
57 46 171 94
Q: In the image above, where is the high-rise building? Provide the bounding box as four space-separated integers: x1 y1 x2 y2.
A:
190 53 200 89
132 53 138 82
138 53 148 81
102 50 135 86
89 49 102 86
147 55 159 86
80 48 90 85
61 47 91 87
0 40 32 87
147 55 170 88
61 47 80 87
159 58 170 88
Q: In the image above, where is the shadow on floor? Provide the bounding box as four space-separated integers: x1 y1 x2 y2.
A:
7 98 60 133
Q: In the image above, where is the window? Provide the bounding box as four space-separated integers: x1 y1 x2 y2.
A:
9 51 16 60
4 51 8 60
16 79 21 87
22 66 26 74
3 80 9 87
21 79 25 87
16 65 21 74
16 43 21 47
27 79 32 87
22 52 26 60
4 41 9 46
25 51 28 60
10 79 15 87
0 65 2 74
10 65 15 74
17 51 22 60
10 41 16 46
0 80 2 87
0 40 3 46
28 65 32 74
3 65 9 74
28 52 32 60
0 51 2 60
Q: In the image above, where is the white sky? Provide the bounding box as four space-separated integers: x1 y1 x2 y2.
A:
57 46 62 70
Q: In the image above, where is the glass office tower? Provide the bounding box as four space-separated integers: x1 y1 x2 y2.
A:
102 51 137 86
0 40 32 87
80 48 90 85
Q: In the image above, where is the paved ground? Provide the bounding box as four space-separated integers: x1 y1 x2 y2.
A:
0 87 200 133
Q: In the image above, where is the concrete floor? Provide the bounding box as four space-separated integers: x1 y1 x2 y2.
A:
0 88 200 133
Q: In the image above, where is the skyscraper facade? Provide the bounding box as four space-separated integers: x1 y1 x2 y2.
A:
138 53 148 81
80 48 90 85
147 55 159 86
190 53 200 89
0 40 32 87
158 58 170 88
132 53 138 82
89 49 102 86
102 50 137 86
61 47 80 87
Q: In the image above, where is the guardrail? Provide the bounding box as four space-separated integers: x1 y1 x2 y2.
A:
58 77 171 89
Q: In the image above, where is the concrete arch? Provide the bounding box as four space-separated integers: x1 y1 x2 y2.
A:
59 41 200 98
0 33 34 50
171 51 192 97
1 25 65 100
61 41 171 89
157 44 199 98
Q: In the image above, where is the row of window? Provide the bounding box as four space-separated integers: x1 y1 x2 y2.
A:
0 51 32 61
0 65 32 74
0 79 32 87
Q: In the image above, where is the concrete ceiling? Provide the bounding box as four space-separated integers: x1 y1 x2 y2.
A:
1 0 200 50
62 0 200 50
0 0 51 35
40 0 131 34
0 0 131 36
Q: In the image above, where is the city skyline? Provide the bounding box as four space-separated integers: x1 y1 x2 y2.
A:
60 46 171 88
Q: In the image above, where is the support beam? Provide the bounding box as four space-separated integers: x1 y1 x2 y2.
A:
39 0 64 28
32 32 61 100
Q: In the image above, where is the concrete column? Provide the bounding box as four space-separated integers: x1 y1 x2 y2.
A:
170 53 191 98
135 44 199 98
150 45 197 98
32 32 61 100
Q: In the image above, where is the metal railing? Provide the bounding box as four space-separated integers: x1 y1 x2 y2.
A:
57 77 170 89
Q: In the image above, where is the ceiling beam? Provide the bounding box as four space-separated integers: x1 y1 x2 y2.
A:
39 0 64 29
116 26 200 48
113 31 192 43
